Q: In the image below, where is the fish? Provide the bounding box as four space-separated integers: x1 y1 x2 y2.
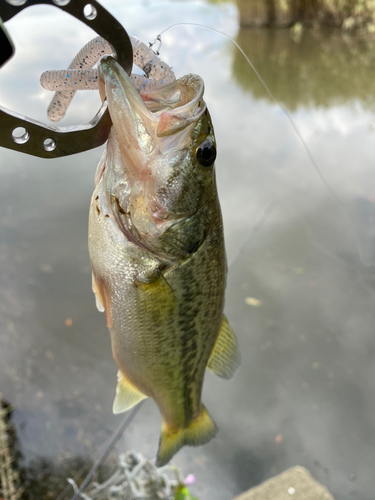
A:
88 55 240 467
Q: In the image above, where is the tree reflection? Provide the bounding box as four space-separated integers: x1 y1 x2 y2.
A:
235 0 375 29
232 28 375 110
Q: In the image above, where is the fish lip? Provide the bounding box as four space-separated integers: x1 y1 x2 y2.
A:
98 54 156 123
99 56 207 144
99 55 157 182
144 74 207 138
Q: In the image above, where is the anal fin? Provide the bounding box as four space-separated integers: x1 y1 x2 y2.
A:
113 370 148 414
207 315 240 379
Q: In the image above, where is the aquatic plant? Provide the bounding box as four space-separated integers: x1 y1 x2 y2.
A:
66 451 198 500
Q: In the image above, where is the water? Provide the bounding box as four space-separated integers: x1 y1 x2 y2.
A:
1 1 375 499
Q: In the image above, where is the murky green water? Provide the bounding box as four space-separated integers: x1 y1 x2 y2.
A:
1 1 375 499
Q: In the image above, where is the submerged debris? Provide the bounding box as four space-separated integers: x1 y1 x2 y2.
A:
67 451 196 500
0 398 23 500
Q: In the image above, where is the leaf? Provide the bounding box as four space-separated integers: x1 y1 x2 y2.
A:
174 485 199 500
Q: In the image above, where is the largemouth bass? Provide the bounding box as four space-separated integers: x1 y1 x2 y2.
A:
88 55 240 466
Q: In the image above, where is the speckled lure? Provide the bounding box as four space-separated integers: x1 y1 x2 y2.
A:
40 35 176 122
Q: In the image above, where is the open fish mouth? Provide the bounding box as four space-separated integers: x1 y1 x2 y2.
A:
98 55 206 182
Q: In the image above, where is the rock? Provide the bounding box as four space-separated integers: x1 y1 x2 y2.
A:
233 466 335 500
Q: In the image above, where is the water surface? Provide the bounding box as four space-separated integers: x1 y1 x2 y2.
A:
0 1 375 499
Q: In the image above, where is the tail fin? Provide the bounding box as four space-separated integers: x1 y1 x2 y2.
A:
156 405 217 467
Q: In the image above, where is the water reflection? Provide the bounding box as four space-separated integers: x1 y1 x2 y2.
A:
230 26 375 269
23 456 93 500
232 28 375 110
1 399 115 500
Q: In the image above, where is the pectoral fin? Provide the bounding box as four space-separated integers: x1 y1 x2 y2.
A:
113 370 148 414
207 315 240 379
135 270 176 321
92 273 112 327
92 273 105 312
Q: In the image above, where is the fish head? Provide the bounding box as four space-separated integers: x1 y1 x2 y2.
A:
98 56 219 258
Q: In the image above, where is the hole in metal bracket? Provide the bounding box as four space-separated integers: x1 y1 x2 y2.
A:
52 0 71 6
43 138 57 152
5 0 27 6
12 127 30 145
83 4 97 20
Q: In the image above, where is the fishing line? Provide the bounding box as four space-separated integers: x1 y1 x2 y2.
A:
155 22 375 270
67 402 144 500
54 428 125 500
227 199 278 270
155 22 344 209
55 405 151 500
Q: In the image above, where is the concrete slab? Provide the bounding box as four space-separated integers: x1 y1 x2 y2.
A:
233 467 335 500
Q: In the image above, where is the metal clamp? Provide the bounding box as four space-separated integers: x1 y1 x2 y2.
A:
0 0 133 158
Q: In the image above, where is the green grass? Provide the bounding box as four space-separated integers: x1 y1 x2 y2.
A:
174 484 199 500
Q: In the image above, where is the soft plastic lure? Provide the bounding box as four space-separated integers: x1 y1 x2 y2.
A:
40 35 176 122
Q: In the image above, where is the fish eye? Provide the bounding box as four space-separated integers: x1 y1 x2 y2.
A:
196 139 216 167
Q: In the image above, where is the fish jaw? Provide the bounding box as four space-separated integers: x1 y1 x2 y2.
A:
98 56 208 183
99 55 157 185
